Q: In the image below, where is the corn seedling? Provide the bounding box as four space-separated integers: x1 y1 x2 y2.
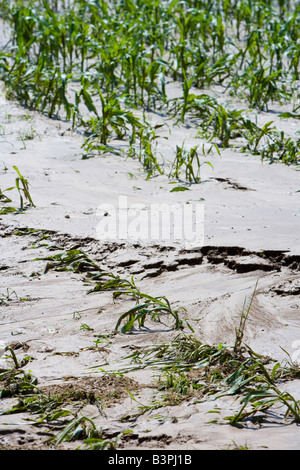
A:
34 248 102 275
260 133 300 165
114 292 190 334
33 243 190 333
226 380 300 425
0 368 39 399
0 185 14 204
236 64 290 111
241 120 277 155
89 89 140 144
13 165 35 210
54 415 122 449
200 105 248 148
0 206 17 215
0 346 38 399
169 92 215 124
241 120 300 164
0 288 18 305
127 121 165 178
169 143 215 183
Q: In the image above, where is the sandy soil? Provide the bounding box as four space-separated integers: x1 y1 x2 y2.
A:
0 70 300 451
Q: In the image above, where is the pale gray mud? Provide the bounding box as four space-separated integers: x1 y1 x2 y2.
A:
0 68 299 450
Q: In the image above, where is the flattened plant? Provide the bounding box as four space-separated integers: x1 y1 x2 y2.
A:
124 330 300 426
34 248 102 275
0 346 38 400
53 415 124 449
114 293 189 334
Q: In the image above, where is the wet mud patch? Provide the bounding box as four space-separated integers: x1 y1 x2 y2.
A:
210 176 256 191
39 375 141 408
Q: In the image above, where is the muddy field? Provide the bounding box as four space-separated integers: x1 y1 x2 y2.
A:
0 89 299 451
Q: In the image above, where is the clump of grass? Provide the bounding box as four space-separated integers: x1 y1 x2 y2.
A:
125 330 300 425
114 293 190 334
17 126 39 143
120 282 300 426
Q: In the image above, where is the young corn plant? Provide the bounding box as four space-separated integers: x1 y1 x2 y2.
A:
169 91 215 124
15 166 33 209
0 185 14 205
199 104 248 148
127 121 165 179
234 281 258 354
87 272 138 295
169 143 216 183
0 344 38 399
2 166 35 212
33 243 190 334
80 88 143 157
87 269 191 333
133 51 168 110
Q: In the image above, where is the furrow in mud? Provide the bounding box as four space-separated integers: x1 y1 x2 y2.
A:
1 223 299 276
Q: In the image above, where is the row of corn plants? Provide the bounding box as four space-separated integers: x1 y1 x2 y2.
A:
0 0 299 178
